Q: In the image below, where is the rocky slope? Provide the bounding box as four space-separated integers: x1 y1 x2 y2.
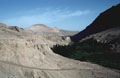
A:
0 23 120 78
71 4 120 41
70 3 120 53
26 24 78 36
80 27 120 53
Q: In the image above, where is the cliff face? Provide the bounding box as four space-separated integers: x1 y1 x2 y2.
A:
0 23 120 78
71 4 120 41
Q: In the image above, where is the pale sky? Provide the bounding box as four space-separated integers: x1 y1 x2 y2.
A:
0 0 120 31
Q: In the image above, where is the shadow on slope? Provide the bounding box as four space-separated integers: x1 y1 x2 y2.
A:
71 3 120 41
51 38 120 70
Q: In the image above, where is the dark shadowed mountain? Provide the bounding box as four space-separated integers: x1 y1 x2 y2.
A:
71 4 120 41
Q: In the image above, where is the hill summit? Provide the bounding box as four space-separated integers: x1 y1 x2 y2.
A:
26 24 78 36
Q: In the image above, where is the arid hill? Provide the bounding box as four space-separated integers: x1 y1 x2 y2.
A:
0 23 119 78
27 24 60 33
26 24 78 36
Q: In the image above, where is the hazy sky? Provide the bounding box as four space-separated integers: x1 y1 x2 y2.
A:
0 0 120 30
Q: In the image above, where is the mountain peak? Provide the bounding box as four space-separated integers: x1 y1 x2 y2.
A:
26 24 78 36
27 24 60 33
32 24 48 27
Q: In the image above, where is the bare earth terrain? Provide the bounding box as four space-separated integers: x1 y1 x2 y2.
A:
0 23 120 78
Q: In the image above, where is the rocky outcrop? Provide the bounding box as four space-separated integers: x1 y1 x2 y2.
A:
8 26 25 32
0 23 7 28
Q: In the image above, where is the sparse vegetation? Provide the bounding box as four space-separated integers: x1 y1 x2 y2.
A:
51 38 120 70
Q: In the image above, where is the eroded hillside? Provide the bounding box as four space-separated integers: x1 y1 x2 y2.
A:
0 23 120 78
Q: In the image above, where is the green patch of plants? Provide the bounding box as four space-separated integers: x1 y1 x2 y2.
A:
51 38 120 70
